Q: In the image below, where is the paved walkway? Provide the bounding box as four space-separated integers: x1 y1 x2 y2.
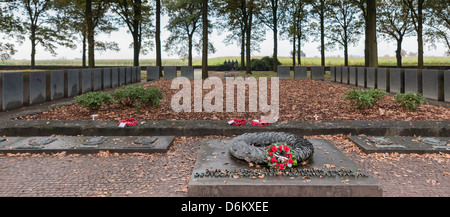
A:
0 135 449 197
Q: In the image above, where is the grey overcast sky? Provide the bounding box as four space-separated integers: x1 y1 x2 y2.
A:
9 14 449 61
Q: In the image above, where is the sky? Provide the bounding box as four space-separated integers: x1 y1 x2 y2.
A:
9 14 449 61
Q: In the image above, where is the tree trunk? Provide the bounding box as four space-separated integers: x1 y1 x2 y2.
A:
396 38 403 67
272 0 278 72
133 0 141 67
367 0 378 67
292 33 296 68
82 34 87 68
86 0 95 68
133 33 140 67
320 11 325 67
30 25 36 69
246 1 253 75
202 0 208 79
156 0 162 76
188 35 193 66
344 41 349 66
241 32 245 70
417 0 424 68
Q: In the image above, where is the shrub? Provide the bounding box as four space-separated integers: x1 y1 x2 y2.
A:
394 92 426 111
251 56 282 71
112 84 163 110
343 89 386 109
75 91 114 111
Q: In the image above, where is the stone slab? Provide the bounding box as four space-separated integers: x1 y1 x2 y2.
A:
404 69 422 93
0 136 175 154
119 67 126 85
349 67 357 85
357 67 366 87
377 68 389 92
126 67 132 84
50 70 64 100
348 136 450 154
445 70 450 102
366 67 377 89
294 66 307 80
181 66 194 80
80 69 92 94
2 72 23 110
330 66 336 82
336 66 342 83
147 66 160 81
92 68 103 91
67 69 79 98
341 66 349 84
422 70 444 101
311 66 324 80
131 67 136 83
188 138 382 197
389 68 404 93
28 71 46 105
164 66 177 80
111 68 119 88
136 67 141 82
103 68 111 89
277 66 291 80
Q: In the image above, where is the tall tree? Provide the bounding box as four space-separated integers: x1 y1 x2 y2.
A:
55 0 119 68
326 0 363 66
402 0 426 68
15 0 76 69
112 0 154 67
377 0 414 67
257 0 287 72
425 0 450 56
283 0 309 67
0 1 24 61
309 0 329 66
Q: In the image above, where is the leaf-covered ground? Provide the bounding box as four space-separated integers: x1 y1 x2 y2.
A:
22 80 450 121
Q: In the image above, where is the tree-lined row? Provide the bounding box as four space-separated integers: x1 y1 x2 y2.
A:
0 0 449 73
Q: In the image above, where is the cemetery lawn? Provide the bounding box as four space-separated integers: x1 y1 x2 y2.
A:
22 80 450 122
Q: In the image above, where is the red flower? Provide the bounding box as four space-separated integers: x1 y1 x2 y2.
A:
287 153 292 158
271 146 277 152
270 158 277 163
288 158 293 164
284 146 290 152
269 152 273 156
278 145 283 150
279 164 285 170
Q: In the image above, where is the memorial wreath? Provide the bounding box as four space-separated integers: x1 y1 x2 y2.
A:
264 142 298 170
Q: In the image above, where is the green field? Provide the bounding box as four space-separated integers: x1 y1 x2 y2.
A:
1 56 449 68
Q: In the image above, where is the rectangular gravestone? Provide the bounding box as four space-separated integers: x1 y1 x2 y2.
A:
342 66 349 84
126 67 132 84
164 66 177 80
349 67 357 85
50 70 64 100
445 70 450 102
188 138 382 197
377 68 390 92
29 71 46 105
422 70 444 101
181 66 194 80
119 67 126 85
357 67 366 87
277 66 291 80
147 66 160 81
131 67 136 83
2 72 23 110
103 68 111 89
311 66 324 80
92 68 102 91
80 69 92 94
136 67 141 83
66 69 79 98
404 69 422 93
294 66 307 80
330 66 336 82
390 68 404 93
366 67 377 89
111 68 119 88
348 136 450 154
336 66 342 83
